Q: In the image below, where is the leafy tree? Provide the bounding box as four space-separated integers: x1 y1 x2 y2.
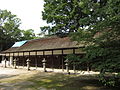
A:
0 9 22 51
21 29 37 40
41 0 89 35
42 0 120 87
71 0 120 87
0 10 38 51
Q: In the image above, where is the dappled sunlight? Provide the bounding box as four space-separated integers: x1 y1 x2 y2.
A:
41 79 52 83
25 72 109 89
0 67 116 90
81 86 99 90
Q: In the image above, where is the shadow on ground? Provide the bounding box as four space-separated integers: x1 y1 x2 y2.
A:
0 75 17 79
0 70 120 90
18 72 119 90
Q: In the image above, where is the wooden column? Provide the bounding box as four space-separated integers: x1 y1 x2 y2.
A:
4 54 7 68
13 52 14 59
73 48 75 54
43 51 45 58
23 52 24 68
43 51 45 68
18 52 19 68
62 49 64 71
73 49 76 73
13 52 15 68
29 51 30 68
52 50 54 71
29 51 30 58
8 53 10 66
87 62 90 72
9 53 13 67
35 51 37 69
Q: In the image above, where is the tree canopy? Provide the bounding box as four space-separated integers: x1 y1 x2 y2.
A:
0 9 37 51
71 0 120 75
0 9 22 51
42 0 120 87
21 29 37 40
41 0 90 35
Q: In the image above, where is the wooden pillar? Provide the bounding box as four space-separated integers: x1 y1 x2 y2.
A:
43 51 45 67
29 51 30 67
73 49 76 73
43 51 45 58
13 52 14 59
9 53 13 67
52 50 54 71
8 53 10 66
23 52 24 68
87 62 90 72
29 51 30 58
4 54 7 68
2 54 5 61
13 52 15 68
59 55 60 69
73 48 75 54
62 49 64 71
35 51 37 69
18 52 19 68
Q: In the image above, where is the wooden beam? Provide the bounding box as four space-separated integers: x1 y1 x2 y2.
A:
63 49 73 54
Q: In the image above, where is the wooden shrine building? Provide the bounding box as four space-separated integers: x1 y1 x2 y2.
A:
0 36 85 70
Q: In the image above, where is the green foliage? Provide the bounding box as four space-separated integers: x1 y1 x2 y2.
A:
99 73 120 87
65 54 80 65
0 9 38 51
21 29 37 40
41 0 120 87
42 0 89 35
0 9 22 51
73 0 120 87
42 0 120 87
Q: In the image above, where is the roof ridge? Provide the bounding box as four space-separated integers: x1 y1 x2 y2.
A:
28 36 67 42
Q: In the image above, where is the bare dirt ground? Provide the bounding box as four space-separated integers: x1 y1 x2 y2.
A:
0 67 39 90
0 66 116 90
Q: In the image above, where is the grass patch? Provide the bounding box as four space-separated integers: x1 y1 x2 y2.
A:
0 71 117 90
24 73 110 90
